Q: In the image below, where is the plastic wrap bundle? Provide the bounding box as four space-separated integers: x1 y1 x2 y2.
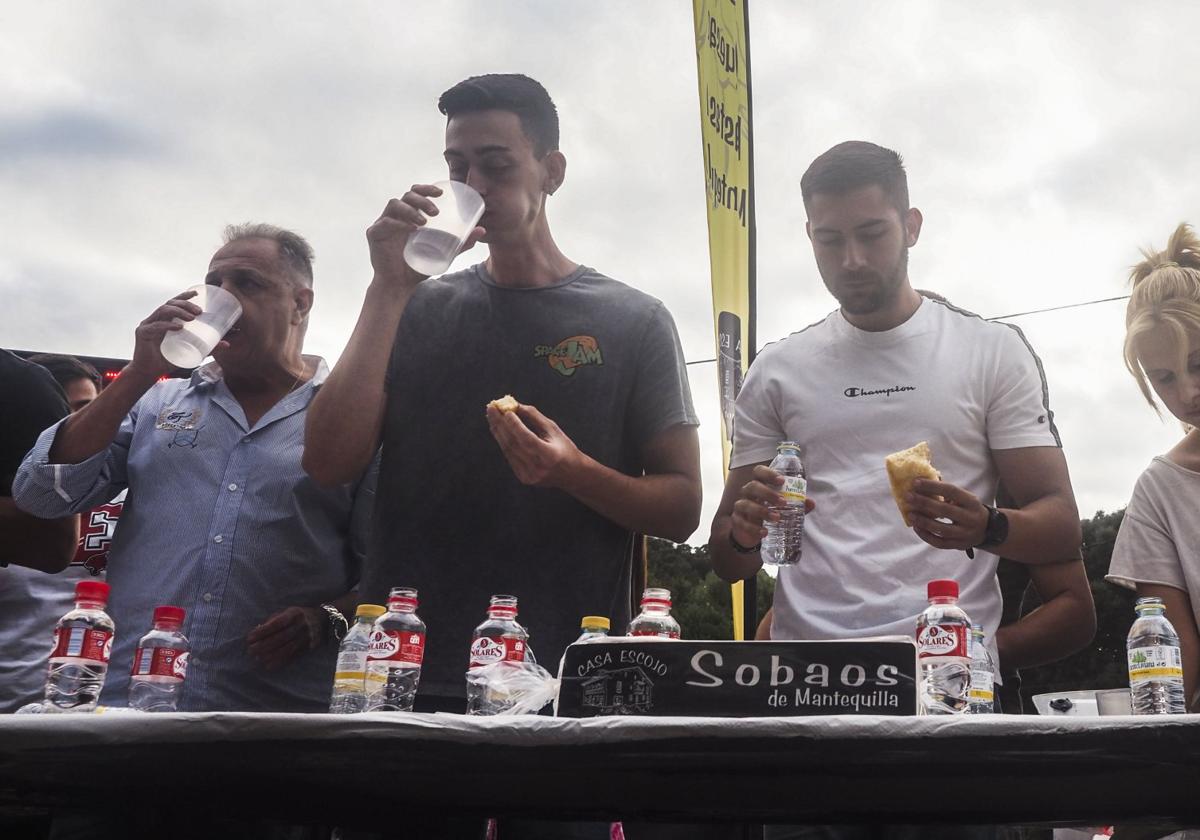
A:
465 658 559 716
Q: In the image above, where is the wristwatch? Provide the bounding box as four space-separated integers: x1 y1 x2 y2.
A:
728 531 762 555
320 604 349 643
975 505 1010 550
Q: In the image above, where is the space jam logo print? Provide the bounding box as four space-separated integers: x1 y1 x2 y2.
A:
73 499 124 576
534 336 604 377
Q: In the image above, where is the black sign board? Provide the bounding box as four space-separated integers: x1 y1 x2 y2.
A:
556 638 918 717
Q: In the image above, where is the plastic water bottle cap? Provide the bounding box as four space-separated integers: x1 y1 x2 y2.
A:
153 605 186 625
75 580 111 603
927 579 959 600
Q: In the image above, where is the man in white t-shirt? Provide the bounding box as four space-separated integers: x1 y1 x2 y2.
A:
709 142 1089 689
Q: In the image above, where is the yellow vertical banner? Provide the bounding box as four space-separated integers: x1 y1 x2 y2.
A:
694 0 755 640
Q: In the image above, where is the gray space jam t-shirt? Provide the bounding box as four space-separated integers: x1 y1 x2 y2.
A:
365 263 698 697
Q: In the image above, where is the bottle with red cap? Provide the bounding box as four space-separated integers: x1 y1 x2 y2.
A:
44 580 115 711
365 587 426 712
466 594 530 715
129 606 190 712
627 587 681 639
916 579 972 715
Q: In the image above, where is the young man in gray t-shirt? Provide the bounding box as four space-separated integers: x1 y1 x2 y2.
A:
305 74 701 708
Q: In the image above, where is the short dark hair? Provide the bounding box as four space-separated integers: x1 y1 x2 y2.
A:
801 141 909 214
222 223 315 287
438 74 559 157
27 354 102 392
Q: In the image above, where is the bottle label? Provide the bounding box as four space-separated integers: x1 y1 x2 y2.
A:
780 475 807 506
334 649 369 681
631 629 681 639
469 635 526 668
916 624 967 659
131 646 188 680
367 629 425 666
969 669 994 702
1127 645 1183 681
50 627 113 664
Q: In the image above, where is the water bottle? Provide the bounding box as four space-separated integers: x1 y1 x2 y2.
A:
916 579 971 715
129 606 190 712
966 623 995 714
557 616 611 679
44 581 115 711
575 616 610 643
365 588 426 712
466 594 530 715
761 441 806 566
627 588 681 638
1127 596 1186 715
330 604 386 713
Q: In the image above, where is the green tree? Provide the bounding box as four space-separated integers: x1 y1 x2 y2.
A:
645 538 773 640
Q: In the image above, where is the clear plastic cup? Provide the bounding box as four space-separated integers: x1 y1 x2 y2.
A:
403 181 485 277
160 284 243 369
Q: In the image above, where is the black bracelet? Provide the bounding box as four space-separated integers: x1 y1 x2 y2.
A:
728 531 762 555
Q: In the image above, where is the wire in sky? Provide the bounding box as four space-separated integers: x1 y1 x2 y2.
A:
683 294 1131 366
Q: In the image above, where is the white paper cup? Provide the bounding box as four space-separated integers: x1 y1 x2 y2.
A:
403 180 485 276
160 284 243 369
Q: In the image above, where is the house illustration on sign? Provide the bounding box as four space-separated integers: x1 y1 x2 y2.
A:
580 666 655 715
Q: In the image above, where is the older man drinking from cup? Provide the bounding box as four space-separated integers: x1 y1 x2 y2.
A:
13 223 375 713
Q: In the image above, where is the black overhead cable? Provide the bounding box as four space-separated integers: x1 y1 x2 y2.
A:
682 294 1131 366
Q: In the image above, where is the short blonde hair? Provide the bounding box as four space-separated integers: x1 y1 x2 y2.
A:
1124 223 1200 413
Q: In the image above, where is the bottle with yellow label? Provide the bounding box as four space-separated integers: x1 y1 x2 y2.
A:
329 603 386 714
967 624 995 714
1127 597 1185 714
761 441 806 566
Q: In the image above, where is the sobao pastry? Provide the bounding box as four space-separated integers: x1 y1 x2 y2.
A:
885 441 941 527
488 394 520 414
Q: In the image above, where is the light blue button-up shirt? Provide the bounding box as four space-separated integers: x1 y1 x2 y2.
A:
13 357 375 712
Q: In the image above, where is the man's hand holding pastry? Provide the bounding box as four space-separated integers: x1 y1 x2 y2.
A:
486 396 583 489
906 479 989 550
885 440 988 551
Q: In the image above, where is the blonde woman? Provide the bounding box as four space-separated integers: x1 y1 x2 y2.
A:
1108 222 1200 712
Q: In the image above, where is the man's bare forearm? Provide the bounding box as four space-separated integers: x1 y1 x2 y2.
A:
989 495 1082 565
996 576 1095 671
559 455 701 544
304 280 411 486
48 367 158 465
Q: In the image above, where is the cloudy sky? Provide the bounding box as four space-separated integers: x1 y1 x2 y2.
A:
2 2 1197 544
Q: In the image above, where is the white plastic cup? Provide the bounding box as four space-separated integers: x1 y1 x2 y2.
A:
159 284 243 369
403 181 485 276
1095 688 1133 716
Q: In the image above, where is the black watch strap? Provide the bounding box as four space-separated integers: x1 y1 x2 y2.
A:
975 505 1010 549
728 531 762 555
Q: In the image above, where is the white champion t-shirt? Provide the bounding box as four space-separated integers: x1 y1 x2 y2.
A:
730 298 1061 669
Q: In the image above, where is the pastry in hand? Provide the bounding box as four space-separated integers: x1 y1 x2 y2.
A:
885 441 941 527
487 394 520 414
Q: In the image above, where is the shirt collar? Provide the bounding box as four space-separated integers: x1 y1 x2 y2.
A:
189 355 330 389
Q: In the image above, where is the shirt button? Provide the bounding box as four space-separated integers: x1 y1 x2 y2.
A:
213 535 223 544
203 593 214 603
227 483 239 492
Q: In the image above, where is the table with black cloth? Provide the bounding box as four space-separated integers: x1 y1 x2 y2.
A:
2 712 1199 831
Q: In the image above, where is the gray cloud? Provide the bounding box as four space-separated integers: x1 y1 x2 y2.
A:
0 108 159 162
